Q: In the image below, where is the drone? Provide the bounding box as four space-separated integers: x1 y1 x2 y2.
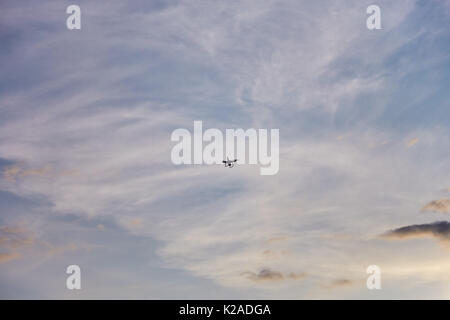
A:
222 157 238 168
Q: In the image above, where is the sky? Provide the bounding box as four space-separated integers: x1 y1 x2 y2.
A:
0 0 449 299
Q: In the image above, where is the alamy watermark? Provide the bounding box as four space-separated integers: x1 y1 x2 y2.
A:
366 265 381 290
66 265 81 290
366 5 381 30
171 121 279 175
66 5 81 30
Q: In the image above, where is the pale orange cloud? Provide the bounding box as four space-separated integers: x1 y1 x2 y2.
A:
0 225 93 264
0 252 21 263
20 165 51 177
0 226 33 250
2 165 21 181
0 226 32 264
407 137 419 148
129 218 143 227
2 163 52 182
286 272 307 280
266 236 288 244
322 278 354 289
421 199 450 214
40 242 86 257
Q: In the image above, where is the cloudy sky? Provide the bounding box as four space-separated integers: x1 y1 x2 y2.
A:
0 0 449 299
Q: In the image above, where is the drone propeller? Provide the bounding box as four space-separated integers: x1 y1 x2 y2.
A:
222 158 237 167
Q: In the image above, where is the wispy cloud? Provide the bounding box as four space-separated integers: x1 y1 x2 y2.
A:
0 0 449 298
0 252 21 264
322 278 354 289
0 225 93 264
1 161 52 182
407 137 419 148
266 236 289 244
421 199 450 214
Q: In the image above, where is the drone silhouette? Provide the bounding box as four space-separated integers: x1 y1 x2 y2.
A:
222 157 238 168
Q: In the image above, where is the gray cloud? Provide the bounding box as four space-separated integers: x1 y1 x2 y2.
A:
382 221 450 243
242 268 306 282
242 269 283 282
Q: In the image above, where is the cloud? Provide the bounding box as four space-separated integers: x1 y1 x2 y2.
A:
242 268 306 282
382 221 450 243
40 241 91 258
0 252 21 264
129 219 143 227
1 0 450 298
266 236 289 244
0 226 33 264
262 249 274 257
244 269 283 282
20 166 52 178
421 199 450 214
0 226 33 250
0 225 92 264
286 272 307 280
2 163 51 182
2 165 21 181
407 137 419 148
323 278 354 289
